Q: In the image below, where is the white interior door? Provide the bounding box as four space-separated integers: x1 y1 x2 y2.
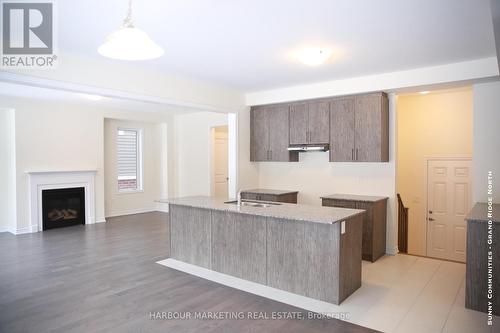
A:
426 159 471 262
213 130 228 198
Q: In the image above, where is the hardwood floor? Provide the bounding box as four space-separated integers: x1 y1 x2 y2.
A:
0 212 376 333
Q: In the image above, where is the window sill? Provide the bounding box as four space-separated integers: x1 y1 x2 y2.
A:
116 189 144 195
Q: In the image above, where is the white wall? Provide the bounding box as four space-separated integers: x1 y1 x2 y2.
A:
12 100 105 233
0 109 17 232
104 119 167 217
473 81 500 203
236 107 259 191
397 88 473 256
0 96 176 233
254 95 398 254
174 111 229 197
173 107 260 199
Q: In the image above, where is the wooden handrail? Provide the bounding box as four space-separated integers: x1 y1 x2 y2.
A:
397 194 409 253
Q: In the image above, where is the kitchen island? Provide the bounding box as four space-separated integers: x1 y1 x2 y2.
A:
160 196 365 305
465 202 500 316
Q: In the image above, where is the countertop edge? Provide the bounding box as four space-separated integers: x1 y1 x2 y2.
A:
166 201 365 225
466 202 500 223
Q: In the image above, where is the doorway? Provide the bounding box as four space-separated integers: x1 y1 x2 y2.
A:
211 125 229 198
396 87 473 260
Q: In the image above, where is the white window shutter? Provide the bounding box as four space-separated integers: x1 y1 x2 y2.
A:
117 129 140 190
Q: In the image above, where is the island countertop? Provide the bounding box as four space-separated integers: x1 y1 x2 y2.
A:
157 196 365 224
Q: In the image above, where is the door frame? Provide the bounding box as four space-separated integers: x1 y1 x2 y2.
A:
423 155 472 257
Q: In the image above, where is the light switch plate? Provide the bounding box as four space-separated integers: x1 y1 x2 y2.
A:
341 221 346 234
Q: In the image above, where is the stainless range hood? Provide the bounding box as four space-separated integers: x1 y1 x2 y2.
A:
287 143 330 152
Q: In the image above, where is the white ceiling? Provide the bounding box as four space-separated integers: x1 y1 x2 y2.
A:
57 0 495 92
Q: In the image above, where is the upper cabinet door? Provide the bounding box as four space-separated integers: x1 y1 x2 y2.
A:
250 107 270 161
329 98 355 162
354 93 389 162
289 103 308 145
308 101 330 144
269 105 294 161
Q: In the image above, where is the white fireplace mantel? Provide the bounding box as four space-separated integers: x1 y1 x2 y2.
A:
27 170 98 233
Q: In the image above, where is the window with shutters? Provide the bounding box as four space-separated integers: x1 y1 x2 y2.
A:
117 128 143 192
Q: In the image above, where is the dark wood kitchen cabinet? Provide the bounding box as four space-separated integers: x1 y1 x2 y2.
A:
250 105 299 162
329 93 389 162
329 97 355 162
250 92 388 163
289 101 330 145
321 194 388 262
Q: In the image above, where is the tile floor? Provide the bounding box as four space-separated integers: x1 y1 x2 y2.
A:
161 254 499 333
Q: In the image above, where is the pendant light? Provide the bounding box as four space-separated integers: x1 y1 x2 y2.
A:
98 0 164 61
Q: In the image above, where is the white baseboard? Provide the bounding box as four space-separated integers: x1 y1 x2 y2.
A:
386 245 399 255
95 217 106 223
9 225 36 235
155 202 169 213
105 207 156 218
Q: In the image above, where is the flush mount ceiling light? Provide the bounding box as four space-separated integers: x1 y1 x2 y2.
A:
98 0 164 61
419 91 431 95
296 48 333 66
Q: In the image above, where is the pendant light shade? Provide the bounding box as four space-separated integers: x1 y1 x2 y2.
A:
98 0 164 61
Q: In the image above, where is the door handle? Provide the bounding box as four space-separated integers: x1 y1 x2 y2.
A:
429 210 433 214
428 217 435 221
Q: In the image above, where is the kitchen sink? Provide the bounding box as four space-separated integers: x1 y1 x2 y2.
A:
224 200 281 208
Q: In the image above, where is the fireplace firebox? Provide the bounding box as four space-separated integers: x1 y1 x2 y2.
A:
42 187 85 230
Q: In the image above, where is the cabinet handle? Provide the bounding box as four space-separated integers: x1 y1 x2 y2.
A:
355 148 359 161
351 148 354 161
270 150 272 160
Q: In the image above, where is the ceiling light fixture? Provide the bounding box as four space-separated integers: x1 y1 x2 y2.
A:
98 0 164 61
419 91 430 95
296 48 333 66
